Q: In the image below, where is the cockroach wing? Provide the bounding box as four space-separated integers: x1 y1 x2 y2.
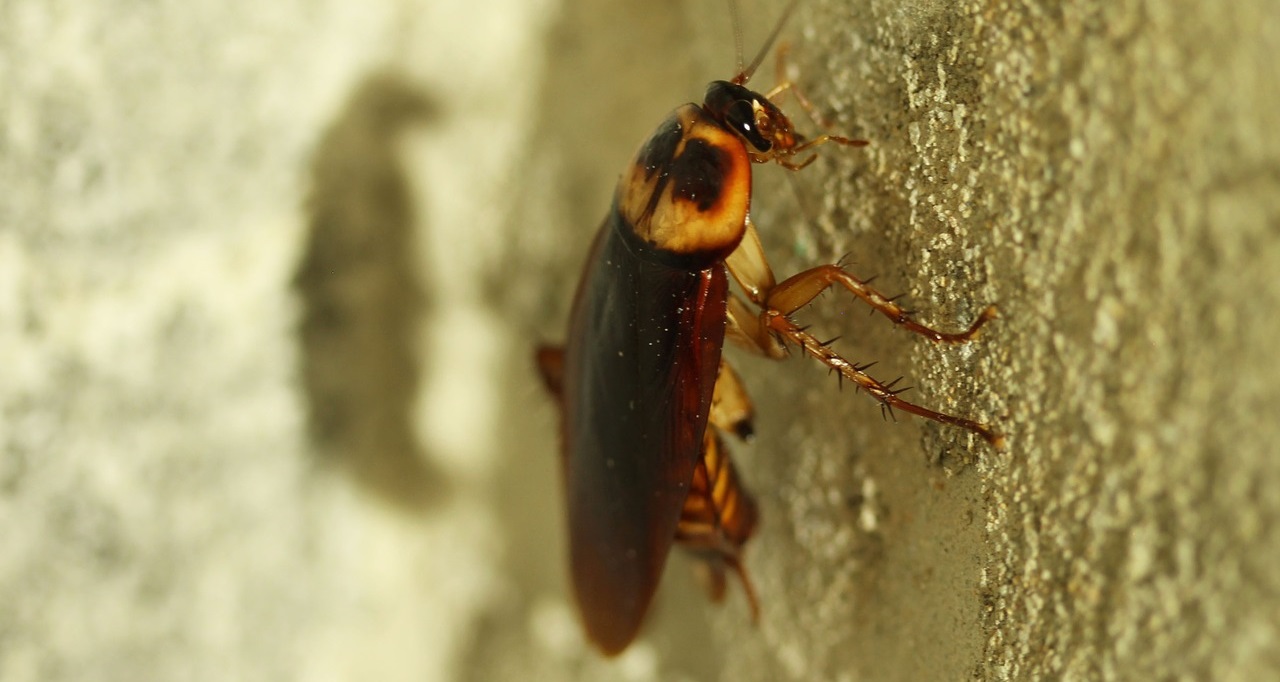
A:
558 210 728 655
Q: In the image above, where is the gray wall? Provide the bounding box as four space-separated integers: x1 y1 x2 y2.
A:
3 0 1278 681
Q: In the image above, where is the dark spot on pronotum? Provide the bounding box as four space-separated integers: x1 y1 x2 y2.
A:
670 138 729 211
636 114 683 179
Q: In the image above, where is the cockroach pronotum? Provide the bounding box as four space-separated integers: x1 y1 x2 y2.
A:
535 1 1003 656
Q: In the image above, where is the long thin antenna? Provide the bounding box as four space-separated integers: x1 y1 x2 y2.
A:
734 0 801 85
727 0 744 78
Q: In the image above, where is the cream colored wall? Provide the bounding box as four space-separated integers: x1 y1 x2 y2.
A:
4 0 1279 681
1 1 551 681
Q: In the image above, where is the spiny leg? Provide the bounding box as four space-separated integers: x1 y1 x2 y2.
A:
723 220 1003 447
726 219 996 343
762 311 1004 448
767 264 998 343
676 426 761 620
726 293 788 359
676 362 764 618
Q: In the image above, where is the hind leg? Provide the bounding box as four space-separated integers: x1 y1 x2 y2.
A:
723 219 1004 448
676 361 762 619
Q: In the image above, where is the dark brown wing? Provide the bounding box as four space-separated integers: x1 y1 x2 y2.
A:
558 208 728 655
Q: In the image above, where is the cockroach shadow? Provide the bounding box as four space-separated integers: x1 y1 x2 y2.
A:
294 72 445 511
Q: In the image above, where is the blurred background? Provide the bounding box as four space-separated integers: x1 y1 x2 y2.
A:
4 0 1280 680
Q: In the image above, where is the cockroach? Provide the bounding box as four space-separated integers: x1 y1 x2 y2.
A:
535 1 1003 656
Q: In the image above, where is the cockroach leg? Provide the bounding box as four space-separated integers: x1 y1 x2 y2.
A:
765 42 831 130
766 264 999 343
726 294 787 359
791 133 869 156
535 345 565 398
710 361 757 440
762 42 869 164
724 232 1002 447
722 554 761 623
676 428 761 621
775 154 818 171
763 310 1005 448
772 134 871 171
725 216 776 304
727 218 996 346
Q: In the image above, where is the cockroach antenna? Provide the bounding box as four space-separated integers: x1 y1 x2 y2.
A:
732 0 801 85
727 0 744 78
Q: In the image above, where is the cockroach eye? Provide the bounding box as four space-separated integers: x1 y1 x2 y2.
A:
726 100 771 152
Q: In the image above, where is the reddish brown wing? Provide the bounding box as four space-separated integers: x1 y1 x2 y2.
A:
558 208 728 655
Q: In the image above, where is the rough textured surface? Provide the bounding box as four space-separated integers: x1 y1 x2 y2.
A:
4 0 1279 681
495 0 1280 680
1 1 540 681
720 0 1280 680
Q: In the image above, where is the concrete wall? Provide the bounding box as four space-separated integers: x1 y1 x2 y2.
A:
3 0 1278 681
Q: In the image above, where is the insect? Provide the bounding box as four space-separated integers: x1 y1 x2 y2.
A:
535 1 1003 656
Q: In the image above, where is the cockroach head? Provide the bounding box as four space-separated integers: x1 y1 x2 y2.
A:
704 80 797 160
